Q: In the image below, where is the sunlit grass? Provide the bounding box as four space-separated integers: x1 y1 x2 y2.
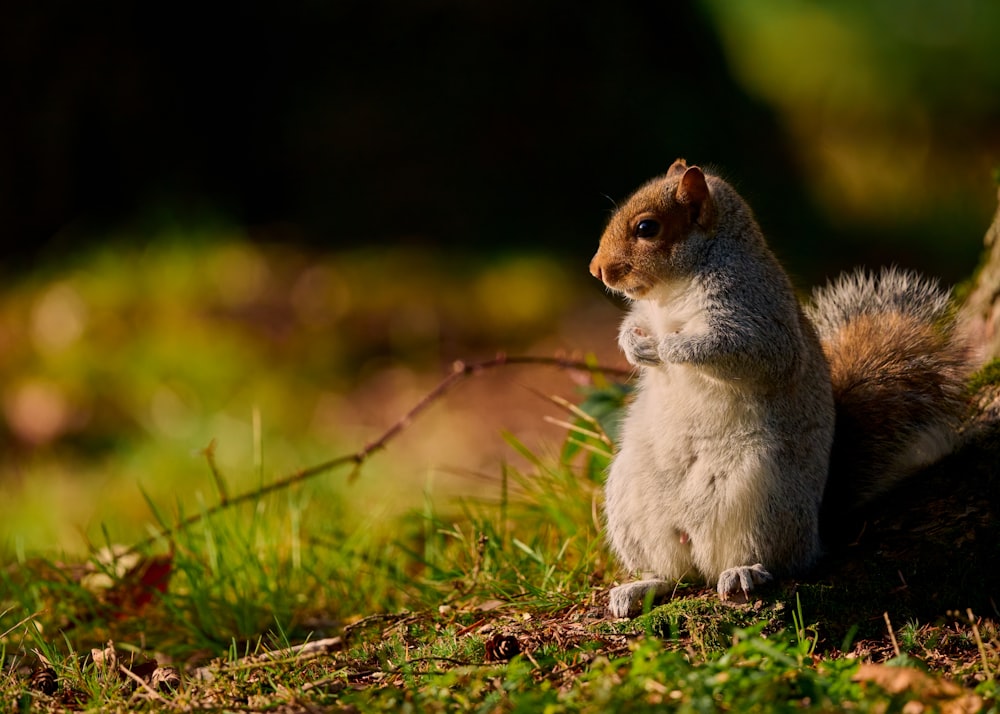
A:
0 387 621 703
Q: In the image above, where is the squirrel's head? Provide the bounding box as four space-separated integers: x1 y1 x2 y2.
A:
590 158 715 299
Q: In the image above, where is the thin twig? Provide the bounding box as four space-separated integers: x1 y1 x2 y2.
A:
191 637 344 681
251 637 343 663
343 611 416 641
389 655 470 672
1 608 42 640
883 612 901 658
119 665 166 704
132 354 627 551
966 608 993 680
301 675 347 693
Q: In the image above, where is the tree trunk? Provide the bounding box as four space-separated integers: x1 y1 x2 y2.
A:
957 186 1000 452
960 186 1000 366
809 187 1000 637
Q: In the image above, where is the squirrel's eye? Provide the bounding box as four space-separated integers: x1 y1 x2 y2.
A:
635 219 661 239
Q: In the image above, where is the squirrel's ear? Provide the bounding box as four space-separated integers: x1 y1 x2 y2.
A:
676 166 712 226
667 158 688 177
676 166 709 205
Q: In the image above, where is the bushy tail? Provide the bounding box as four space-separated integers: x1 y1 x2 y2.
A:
806 267 971 511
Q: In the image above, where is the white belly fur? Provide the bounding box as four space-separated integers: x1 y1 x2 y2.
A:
605 363 774 583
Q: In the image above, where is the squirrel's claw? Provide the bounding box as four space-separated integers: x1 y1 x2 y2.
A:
607 579 674 618
717 563 772 601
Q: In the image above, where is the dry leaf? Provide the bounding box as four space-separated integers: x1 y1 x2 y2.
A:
103 553 173 616
90 641 118 671
475 599 506 612
151 666 181 693
854 663 983 714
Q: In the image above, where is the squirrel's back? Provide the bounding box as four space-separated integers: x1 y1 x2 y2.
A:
807 268 971 514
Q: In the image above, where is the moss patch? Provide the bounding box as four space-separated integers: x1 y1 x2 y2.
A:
968 358 1000 393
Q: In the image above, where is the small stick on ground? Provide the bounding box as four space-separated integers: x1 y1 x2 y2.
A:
883 612 901 658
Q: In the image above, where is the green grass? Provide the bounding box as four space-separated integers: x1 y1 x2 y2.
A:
1 240 997 711
4 403 996 711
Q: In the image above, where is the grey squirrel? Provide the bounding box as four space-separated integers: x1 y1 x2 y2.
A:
589 159 970 618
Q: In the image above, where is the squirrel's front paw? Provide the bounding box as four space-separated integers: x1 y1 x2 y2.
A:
717 564 772 601
607 579 673 618
620 330 662 367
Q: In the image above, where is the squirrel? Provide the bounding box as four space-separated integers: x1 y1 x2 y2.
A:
589 159 970 618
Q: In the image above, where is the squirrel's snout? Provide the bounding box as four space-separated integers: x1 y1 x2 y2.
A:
589 258 604 282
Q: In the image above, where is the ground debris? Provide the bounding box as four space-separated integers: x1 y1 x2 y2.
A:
854 663 984 714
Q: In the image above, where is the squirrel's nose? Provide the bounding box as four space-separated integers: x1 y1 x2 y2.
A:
589 258 603 282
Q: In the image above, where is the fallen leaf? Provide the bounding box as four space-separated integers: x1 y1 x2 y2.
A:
103 553 173 616
475 599 506 612
90 641 118 670
854 663 983 714
151 666 181 693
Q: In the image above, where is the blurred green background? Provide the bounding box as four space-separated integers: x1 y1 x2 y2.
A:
2 0 999 555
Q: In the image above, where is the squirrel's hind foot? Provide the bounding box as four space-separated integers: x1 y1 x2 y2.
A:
717 563 772 601
607 579 674 618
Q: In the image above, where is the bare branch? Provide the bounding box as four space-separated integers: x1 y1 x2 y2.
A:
132 354 629 551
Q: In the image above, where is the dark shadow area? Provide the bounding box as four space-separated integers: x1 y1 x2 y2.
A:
0 1 841 276
807 392 1000 641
